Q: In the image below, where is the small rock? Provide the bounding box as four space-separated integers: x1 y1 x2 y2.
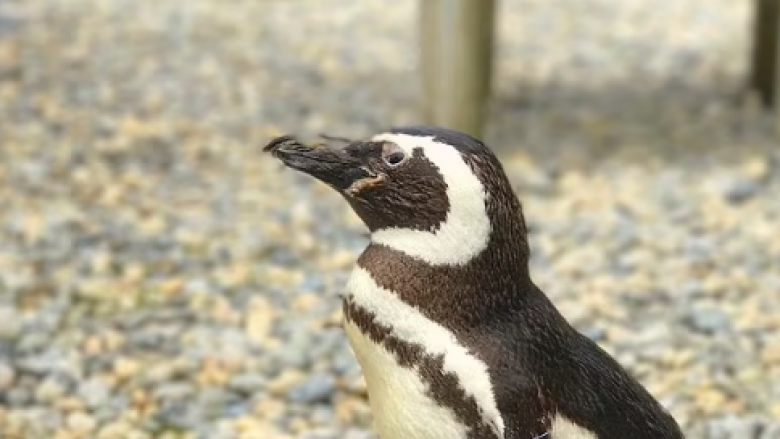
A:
153 382 195 401
344 428 377 439
228 373 267 395
6 387 32 407
287 373 337 404
299 428 340 439
763 422 780 439
0 361 15 391
184 278 211 295
66 411 98 434
274 344 311 369
92 396 128 424
694 386 728 415
520 168 556 196
0 306 21 340
762 344 780 365
154 401 200 430
197 387 240 414
724 178 761 204
15 332 49 353
245 296 275 345
78 377 111 409
267 370 305 396
144 362 179 385
583 326 606 341
36 374 70 403
17 348 81 377
740 156 771 182
331 351 358 376
706 415 767 439
683 307 731 334
112 357 141 381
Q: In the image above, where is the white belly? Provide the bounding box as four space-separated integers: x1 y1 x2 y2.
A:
344 319 469 439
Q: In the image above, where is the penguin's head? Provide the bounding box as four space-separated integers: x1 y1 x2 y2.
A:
265 126 527 266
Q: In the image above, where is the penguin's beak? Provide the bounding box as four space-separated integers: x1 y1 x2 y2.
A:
263 135 372 192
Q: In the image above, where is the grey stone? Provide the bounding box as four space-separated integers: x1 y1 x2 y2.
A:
78 377 111 409
184 278 211 295
0 306 21 340
66 411 97 434
310 405 337 424
299 428 340 439
331 351 358 375
92 396 129 423
0 361 15 391
274 345 311 369
683 236 717 263
6 387 32 407
684 307 731 334
724 179 761 204
583 326 606 341
196 387 241 415
200 424 238 439
762 422 780 439
153 382 195 401
227 373 267 395
344 428 379 439
678 280 705 299
154 401 201 430
308 331 344 358
287 373 336 404
706 416 766 439
223 400 251 418
15 332 51 354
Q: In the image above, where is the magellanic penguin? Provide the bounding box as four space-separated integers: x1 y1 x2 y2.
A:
264 126 685 439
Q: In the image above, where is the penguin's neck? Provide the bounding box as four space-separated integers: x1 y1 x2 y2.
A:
354 234 535 329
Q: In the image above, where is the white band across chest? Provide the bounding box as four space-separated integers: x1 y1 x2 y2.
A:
347 266 506 437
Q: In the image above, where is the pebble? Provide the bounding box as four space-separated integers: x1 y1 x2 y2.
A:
66 411 98 435
153 382 195 401
684 307 732 335
287 374 337 404
227 373 268 395
299 428 341 439
6 387 32 407
35 375 70 404
0 361 15 391
0 306 22 340
723 179 761 204
245 297 275 345
706 416 777 439
78 378 112 409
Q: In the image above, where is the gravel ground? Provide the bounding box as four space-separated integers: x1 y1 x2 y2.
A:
1 0 779 438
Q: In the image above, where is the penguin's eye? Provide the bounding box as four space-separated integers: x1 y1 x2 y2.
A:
382 151 406 167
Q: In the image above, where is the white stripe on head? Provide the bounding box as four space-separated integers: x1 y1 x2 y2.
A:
347 266 506 437
369 132 491 266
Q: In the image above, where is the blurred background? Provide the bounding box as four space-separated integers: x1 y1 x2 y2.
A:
1 0 779 438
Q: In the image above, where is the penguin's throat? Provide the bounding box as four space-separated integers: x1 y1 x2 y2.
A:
355 242 532 327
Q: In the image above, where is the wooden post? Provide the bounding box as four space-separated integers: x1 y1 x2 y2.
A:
750 0 780 113
419 0 497 139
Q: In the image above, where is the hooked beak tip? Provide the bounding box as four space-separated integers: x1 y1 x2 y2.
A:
263 134 368 191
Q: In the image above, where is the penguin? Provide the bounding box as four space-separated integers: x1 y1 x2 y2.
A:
264 126 685 439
